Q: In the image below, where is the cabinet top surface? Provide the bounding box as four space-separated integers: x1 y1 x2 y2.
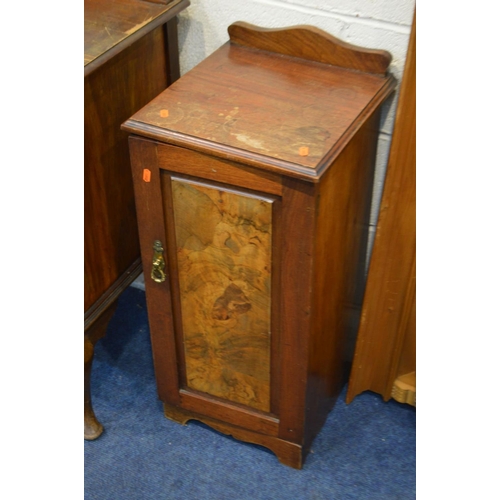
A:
84 0 185 69
124 41 393 174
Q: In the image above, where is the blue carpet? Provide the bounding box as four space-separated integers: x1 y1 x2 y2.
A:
85 286 416 499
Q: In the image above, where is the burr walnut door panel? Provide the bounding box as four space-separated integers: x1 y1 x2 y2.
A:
168 176 274 412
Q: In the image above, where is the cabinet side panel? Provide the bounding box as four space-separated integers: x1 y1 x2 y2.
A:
304 113 380 450
171 178 273 413
84 26 167 311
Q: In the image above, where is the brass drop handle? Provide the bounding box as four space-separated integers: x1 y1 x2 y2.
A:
151 240 166 283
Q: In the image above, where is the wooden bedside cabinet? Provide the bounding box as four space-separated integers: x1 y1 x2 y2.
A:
122 22 396 468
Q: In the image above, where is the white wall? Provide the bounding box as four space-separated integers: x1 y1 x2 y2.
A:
132 0 415 291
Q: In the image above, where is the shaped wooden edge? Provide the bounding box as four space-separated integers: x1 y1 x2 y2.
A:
163 403 304 469
84 302 118 440
391 372 416 407
228 21 392 75
84 258 142 440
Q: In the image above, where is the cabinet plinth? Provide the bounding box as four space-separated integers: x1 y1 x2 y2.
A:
123 22 396 468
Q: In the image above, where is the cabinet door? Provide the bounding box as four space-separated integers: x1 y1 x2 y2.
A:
129 137 293 436
130 137 320 453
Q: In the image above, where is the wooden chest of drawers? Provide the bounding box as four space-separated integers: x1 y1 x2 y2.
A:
122 22 396 468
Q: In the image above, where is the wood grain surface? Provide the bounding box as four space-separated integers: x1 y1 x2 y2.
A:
304 112 380 450
346 13 416 404
157 143 283 196
84 26 168 311
85 0 175 66
84 303 117 440
124 21 397 466
228 21 392 75
179 389 279 435
127 42 388 170
84 0 189 440
129 137 182 405
164 402 303 468
170 178 274 412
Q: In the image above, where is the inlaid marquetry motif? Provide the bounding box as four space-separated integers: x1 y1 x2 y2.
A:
171 178 273 412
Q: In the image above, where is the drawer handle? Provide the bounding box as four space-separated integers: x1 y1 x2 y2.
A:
151 240 166 283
